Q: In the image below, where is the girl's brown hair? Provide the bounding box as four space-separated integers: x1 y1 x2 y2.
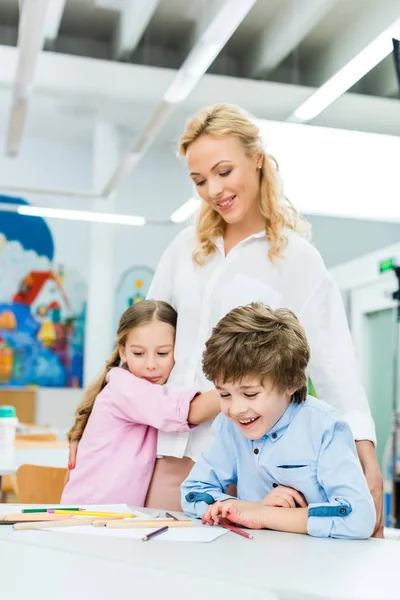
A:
178 103 310 265
68 300 177 442
202 303 310 403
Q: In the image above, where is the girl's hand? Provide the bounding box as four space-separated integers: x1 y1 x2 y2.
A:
64 440 79 486
261 485 307 508
202 499 261 526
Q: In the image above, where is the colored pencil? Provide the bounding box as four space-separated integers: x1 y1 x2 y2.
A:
22 508 83 513
48 510 136 518
13 518 95 531
92 519 193 529
165 512 179 520
219 521 254 539
0 514 74 523
142 526 169 541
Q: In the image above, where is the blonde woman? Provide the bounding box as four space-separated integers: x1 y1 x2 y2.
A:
67 104 382 535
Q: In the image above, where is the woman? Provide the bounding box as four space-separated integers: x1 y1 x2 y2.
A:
67 103 383 535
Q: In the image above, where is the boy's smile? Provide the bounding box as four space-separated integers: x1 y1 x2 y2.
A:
216 377 295 440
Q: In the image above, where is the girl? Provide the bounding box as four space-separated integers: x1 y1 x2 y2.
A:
61 300 219 506
67 104 382 534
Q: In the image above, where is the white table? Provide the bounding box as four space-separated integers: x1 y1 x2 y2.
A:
0 508 399 600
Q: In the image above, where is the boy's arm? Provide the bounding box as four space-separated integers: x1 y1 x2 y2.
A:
181 414 237 519
306 415 376 539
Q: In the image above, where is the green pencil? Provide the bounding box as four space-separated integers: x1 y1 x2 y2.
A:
21 508 83 513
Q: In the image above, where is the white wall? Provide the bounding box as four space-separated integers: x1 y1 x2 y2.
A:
0 136 188 430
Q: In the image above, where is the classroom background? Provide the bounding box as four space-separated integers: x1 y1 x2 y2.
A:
0 0 400 525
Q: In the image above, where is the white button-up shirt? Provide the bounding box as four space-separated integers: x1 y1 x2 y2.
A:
147 226 375 461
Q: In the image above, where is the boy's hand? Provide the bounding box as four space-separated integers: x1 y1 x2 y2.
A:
261 486 307 508
202 500 259 526
211 501 267 530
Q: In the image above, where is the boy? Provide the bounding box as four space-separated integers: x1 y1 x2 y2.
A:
181 303 376 539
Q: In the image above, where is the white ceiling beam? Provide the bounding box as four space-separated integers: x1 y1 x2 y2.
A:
6 0 50 157
112 0 159 60
102 0 257 198
44 0 66 42
244 0 335 79
307 0 400 87
289 7 400 123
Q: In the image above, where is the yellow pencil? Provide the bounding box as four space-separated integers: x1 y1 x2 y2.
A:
48 510 136 518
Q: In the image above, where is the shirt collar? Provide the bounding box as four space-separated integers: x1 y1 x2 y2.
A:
215 230 266 253
264 400 303 443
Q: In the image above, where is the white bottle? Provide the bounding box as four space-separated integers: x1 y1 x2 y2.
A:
0 405 18 456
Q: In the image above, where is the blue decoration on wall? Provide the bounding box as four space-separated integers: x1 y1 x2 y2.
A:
0 195 54 260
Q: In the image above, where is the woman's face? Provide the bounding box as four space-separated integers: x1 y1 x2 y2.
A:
186 134 263 227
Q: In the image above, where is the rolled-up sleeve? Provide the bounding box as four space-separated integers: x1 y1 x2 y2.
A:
307 415 376 539
181 414 237 518
108 369 197 434
299 273 376 444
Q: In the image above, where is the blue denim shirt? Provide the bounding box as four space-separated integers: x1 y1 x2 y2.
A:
181 396 376 539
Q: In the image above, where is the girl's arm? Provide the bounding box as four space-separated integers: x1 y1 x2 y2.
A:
108 369 218 433
187 389 220 424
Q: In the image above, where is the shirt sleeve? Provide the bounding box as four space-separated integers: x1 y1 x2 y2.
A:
181 414 237 518
107 369 197 434
299 273 376 443
307 414 376 539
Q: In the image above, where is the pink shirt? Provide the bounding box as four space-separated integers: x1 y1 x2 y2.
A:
62 368 197 506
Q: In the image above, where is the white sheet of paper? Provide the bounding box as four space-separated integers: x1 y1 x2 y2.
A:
45 523 228 543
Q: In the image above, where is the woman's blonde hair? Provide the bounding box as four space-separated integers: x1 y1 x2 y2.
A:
178 103 310 265
68 300 177 443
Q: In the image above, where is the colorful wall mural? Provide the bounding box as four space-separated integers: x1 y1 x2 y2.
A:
0 195 86 388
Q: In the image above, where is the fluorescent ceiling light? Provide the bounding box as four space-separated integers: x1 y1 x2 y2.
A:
17 205 145 226
170 198 201 223
164 0 257 104
290 19 400 122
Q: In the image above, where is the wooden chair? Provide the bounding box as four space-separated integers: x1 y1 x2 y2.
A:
16 465 67 504
1 475 18 502
16 433 57 442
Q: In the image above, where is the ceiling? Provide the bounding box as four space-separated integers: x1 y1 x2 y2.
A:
0 0 397 149
0 0 398 93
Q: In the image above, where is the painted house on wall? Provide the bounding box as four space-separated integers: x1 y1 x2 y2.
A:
13 271 70 323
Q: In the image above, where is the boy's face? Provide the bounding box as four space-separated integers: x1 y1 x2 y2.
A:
216 377 295 440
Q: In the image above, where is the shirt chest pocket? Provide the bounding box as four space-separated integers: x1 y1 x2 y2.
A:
274 463 317 488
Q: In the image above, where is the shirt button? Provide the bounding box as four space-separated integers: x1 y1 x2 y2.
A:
271 433 277 439
339 507 346 515
272 483 278 488
189 493 194 500
253 448 259 455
